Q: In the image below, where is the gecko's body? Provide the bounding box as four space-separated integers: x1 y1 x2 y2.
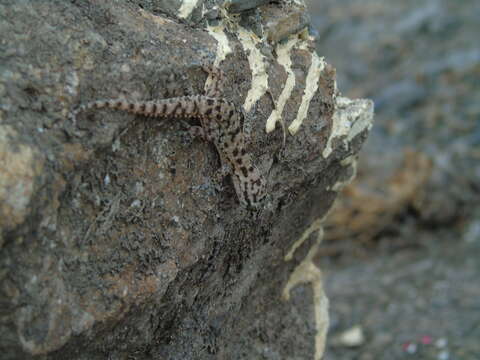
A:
69 67 267 208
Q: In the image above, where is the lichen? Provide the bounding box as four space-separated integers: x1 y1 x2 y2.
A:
0 125 42 241
283 216 330 360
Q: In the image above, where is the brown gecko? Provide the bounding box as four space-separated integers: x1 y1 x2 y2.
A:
69 67 267 209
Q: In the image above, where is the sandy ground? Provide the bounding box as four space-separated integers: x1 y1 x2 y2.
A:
306 0 480 358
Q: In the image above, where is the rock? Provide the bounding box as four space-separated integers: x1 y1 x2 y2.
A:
0 125 44 249
228 0 271 13
325 150 432 242
336 325 365 347
263 3 311 44
0 1 373 359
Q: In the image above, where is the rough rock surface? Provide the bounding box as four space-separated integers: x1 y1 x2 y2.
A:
0 1 373 359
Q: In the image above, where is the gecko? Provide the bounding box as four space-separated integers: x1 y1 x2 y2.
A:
69 67 267 209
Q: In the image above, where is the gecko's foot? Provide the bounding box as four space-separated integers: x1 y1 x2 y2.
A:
187 125 206 140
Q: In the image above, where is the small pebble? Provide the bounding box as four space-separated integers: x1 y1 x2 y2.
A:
435 338 447 348
338 325 365 347
405 343 417 354
131 199 141 207
438 350 450 360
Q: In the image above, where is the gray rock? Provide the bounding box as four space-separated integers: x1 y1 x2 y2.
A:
0 1 372 359
227 0 271 13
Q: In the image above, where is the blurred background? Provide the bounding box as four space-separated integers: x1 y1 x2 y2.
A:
306 0 480 358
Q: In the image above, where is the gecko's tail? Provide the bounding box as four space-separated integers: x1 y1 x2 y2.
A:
69 100 113 123
69 99 147 123
69 96 207 123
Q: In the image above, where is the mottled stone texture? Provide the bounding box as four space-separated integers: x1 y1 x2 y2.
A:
228 0 271 13
0 1 372 359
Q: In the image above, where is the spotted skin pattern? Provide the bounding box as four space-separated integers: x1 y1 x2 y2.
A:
70 67 267 208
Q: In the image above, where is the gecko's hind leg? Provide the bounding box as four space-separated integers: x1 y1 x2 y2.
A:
212 163 233 192
202 66 224 98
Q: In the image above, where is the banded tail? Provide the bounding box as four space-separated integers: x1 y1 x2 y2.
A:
69 96 206 123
